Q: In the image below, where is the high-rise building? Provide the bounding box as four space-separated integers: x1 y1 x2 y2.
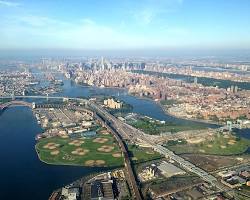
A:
101 56 105 70
234 86 238 93
194 77 198 84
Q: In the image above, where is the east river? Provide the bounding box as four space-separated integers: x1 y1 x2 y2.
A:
0 77 234 200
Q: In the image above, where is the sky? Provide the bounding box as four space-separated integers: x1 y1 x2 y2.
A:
0 0 250 50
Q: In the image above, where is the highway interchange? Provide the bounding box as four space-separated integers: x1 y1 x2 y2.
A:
1 95 233 199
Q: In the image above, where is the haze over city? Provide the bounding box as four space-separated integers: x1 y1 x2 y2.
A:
0 0 250 51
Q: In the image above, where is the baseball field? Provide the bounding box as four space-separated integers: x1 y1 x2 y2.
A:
35 133 124 167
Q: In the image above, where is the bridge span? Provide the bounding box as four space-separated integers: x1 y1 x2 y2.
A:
0 95 88 102
0 100 32 110
0 95 88 111
0 100 94 117
1 95 232 198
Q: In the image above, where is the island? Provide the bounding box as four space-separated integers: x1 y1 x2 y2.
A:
34 101 161 168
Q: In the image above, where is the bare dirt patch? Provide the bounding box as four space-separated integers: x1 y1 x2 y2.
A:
43 142 60 149
228 140 236 145
68 140 84 146
112 153 122 158
182 154 240 172
93 137 109 144
71 148 89 156
85 160 106 166
97 145 114 152
187 138 204 144
60 135 69 139
50 150 60 155
48 146 57 150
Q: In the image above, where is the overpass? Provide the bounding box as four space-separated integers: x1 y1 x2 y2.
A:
88 102 234 197
0 95 233 197
0 96 142 199
90 105 143 200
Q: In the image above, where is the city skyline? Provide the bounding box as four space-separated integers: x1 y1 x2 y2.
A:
0 0 250 50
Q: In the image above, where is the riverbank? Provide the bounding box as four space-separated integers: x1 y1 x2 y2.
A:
60 76 218 127
157 101 223 126
132 69 250 90
0 106 100 200
121 88 221 127
76 81 127 93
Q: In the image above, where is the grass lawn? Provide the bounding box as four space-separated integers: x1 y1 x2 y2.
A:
128 144 162 164
167 133 250 156
128 117 206 135
36 133 124 167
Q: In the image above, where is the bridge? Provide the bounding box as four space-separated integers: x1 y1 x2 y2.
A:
0 95 234 198
0 95 87 110
0 100 93 118
0 100 32 110
88 102 234 197
0 96 142 199
0 95 88 102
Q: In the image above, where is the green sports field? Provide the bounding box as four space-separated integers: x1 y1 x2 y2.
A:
166 133 250 156
35 133 124 167
128 144 162 163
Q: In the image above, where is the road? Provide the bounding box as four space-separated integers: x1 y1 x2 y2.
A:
89 103 143 200
1 95 234 197
88 101 233 196
0 95 143 200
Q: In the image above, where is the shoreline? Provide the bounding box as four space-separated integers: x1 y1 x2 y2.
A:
127 92 222 126
72 80 222 127
157 102 222 126
35 145 123 168
135 69 250 85
76 82 127 92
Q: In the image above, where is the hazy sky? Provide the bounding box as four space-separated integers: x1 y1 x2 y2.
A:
0 0 250 50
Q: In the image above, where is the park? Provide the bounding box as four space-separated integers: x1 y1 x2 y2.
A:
36 133 124 167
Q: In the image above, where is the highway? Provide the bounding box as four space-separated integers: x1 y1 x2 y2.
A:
89 103 143 200
0 95 143 200
0 95 233 197
87 101 231 195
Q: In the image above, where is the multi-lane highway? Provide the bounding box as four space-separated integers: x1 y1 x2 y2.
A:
0 96 143 200
1 95 232 197
88 101 231 195
89 102 143 200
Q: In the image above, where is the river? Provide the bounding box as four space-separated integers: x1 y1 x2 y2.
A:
132 70 250 90
0 106 106 200
0 76 222 200
60 79 218 127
